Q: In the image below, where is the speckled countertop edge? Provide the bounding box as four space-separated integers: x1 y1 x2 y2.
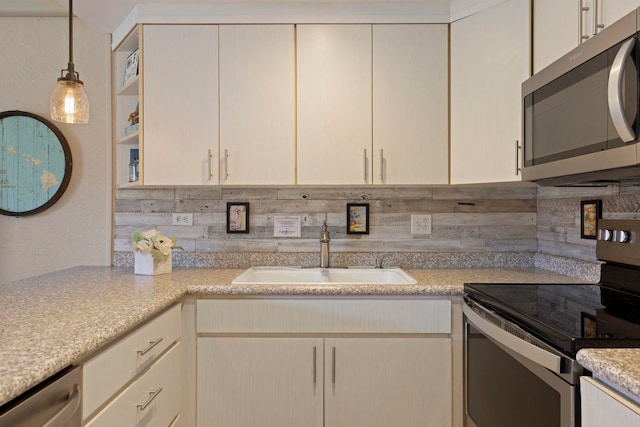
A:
0 265 590 407
577 349 640 401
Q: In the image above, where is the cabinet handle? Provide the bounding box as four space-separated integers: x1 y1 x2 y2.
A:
593 0 604 35
137 387 163 411
578 0 590 43
224 149 230 182
207 149 214 181
363 149 368 184
515 140 521 175
332 346 336 384
379 149 384 183
313 346 317 385
137 337 163 356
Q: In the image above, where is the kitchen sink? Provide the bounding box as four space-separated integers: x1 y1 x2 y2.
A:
231 266 417 285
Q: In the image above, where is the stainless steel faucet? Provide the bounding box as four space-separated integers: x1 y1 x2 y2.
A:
320 220 330 268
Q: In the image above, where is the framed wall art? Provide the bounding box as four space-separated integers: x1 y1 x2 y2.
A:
347 203 369 234
580 199 602 239
227 202 250 233
124 48 139 84
0 111 72 217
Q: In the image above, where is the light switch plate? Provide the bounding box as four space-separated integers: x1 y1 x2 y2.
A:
172 213 193 226
411 214 432 235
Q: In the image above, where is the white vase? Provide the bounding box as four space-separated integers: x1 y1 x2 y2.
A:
134 251 172 275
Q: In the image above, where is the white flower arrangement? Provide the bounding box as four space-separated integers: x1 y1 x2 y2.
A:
132 229 182 262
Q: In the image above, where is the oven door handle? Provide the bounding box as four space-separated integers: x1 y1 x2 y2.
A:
463 304 562 374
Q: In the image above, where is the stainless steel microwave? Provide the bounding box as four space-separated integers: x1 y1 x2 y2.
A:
522 8 640 185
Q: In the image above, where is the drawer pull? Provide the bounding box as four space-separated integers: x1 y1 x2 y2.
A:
137 387 163 411
137 338 163 356
312 346 317 385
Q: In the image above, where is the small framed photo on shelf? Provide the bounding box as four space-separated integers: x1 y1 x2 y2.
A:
580 199 602 239
227 202 250 233
124 49 139 84
347 203 369 234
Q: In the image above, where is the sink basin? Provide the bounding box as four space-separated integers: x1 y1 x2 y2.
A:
231 266 417 285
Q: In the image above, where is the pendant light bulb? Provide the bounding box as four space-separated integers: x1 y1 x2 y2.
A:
50 0 90 124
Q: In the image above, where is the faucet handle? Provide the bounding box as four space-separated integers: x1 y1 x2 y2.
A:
375 254 388 269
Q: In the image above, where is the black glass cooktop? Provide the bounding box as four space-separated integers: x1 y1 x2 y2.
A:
464 278 640 357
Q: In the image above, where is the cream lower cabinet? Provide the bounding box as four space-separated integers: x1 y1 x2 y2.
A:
82 303 183 426
196 298 453 427
581 376 640 427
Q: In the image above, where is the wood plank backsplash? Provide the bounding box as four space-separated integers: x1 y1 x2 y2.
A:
114 184 537 268
113 182 640 272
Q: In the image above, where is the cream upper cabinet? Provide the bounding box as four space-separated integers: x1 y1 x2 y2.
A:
219 25 295 185
532 0 579 73
581 377 640 427
533 0 640 73
372 24 449 185
599 0 640 32
296 24 373 185
450 0 530 184
143 25 219 185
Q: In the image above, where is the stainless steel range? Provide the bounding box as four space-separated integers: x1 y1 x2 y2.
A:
463 219 640 427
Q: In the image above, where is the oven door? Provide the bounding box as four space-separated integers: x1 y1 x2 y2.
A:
463 302 579 427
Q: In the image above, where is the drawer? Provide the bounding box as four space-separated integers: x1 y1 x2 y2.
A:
85 343 182 427
197 298 451 334
83 303 181 418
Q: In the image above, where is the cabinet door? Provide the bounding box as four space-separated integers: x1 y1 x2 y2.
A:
450 0 530 184
197 337 323 427
143 25 219 185
601 0 640 30
219 25 295 185
297 24 372 185
533 0 579 73
324 337 452 427
581 377 640 427
372 24 448 184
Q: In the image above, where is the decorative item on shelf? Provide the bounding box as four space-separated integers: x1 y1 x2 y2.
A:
49 0 90 124
347 203 369 234
227 202 250 233
124 103 139 136
132 229 182 275
581 199 602 240
124 48 139 85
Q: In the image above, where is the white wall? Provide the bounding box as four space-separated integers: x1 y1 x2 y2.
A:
0 17 111 283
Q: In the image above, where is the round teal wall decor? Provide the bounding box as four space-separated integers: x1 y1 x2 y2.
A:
0 111 72 216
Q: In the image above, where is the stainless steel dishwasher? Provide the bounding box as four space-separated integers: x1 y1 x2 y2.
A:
0 366 81 427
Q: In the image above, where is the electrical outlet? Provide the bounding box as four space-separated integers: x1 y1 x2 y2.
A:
172 213 193 226
411 214 432 235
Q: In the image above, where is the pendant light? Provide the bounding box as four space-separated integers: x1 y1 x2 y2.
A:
49 0 90 124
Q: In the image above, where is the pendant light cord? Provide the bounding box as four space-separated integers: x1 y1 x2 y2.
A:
68 0 73 66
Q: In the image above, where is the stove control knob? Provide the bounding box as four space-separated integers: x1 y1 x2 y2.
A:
613 229 630 243
598 228 613 241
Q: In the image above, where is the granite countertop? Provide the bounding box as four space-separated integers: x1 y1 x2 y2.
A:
0 265 586 407
577 348 640 402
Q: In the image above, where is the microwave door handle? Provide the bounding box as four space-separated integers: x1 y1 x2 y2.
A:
463 304 562 374
608 37 636 143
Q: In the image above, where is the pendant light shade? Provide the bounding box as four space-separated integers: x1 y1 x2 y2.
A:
50 0 90 124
